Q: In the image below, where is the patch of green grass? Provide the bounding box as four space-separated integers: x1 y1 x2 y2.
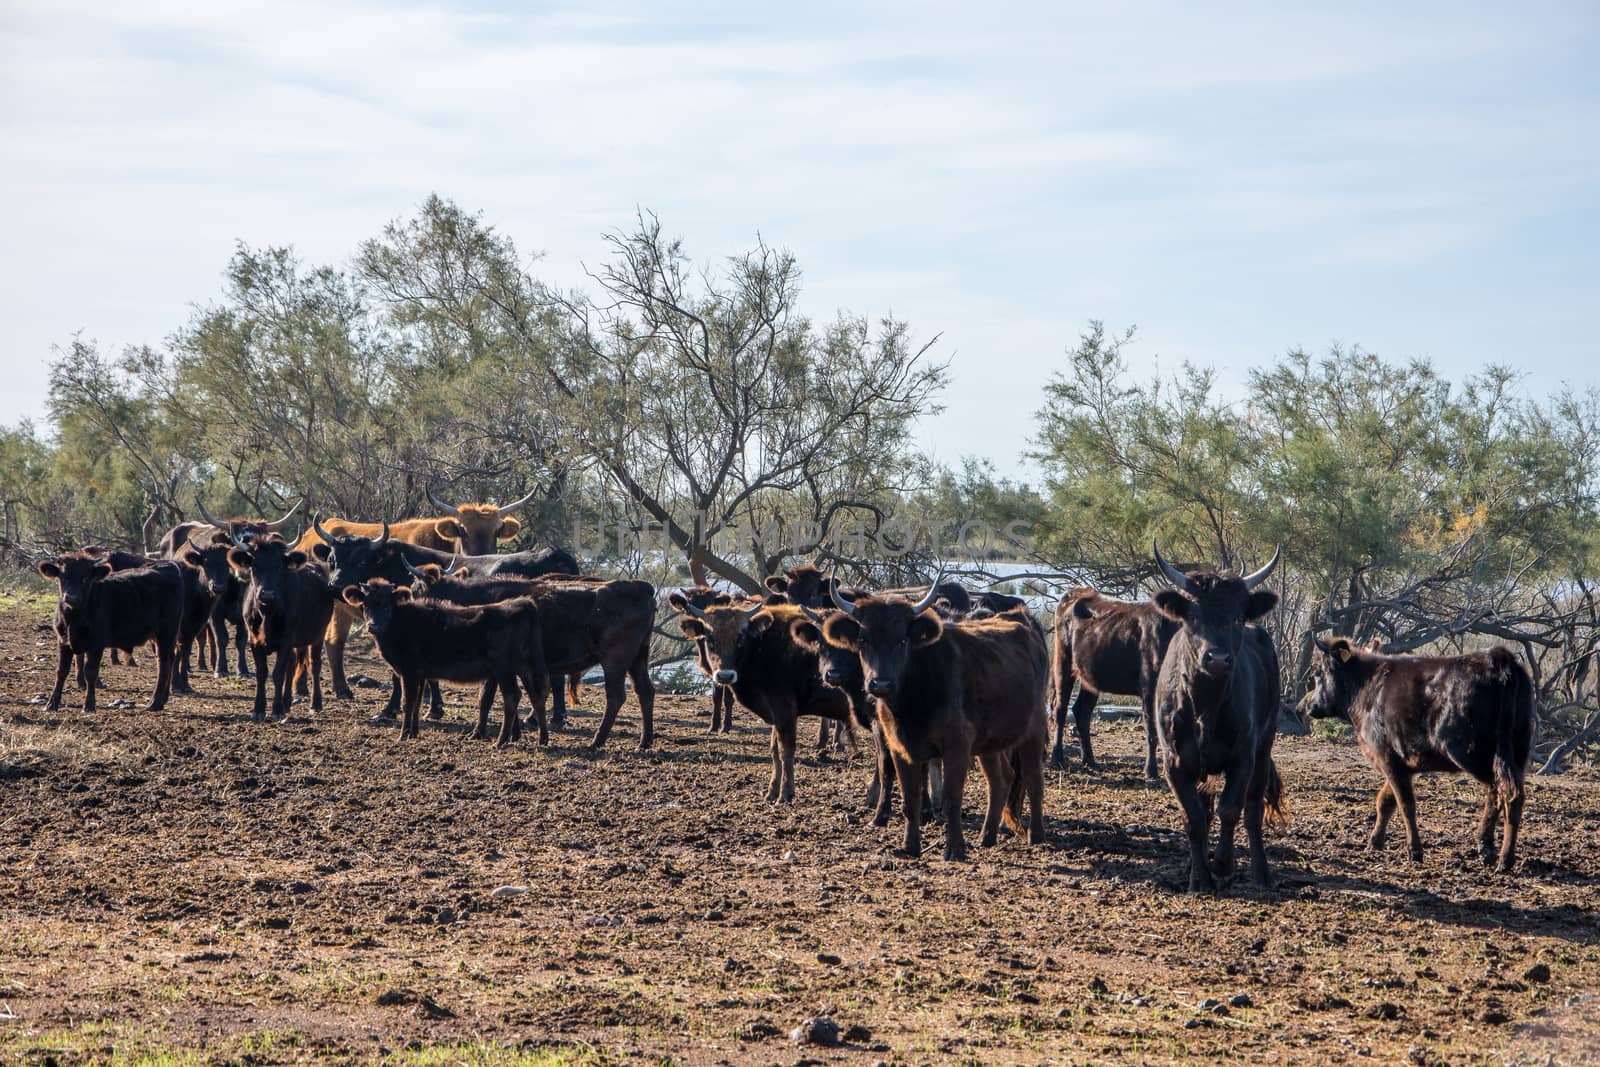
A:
392 1042 614 1067
0 1023 305 1067
1310 717 1353 742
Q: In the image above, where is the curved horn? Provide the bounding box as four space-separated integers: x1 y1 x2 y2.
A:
374 520 390 547
1241 544 1281 590
678 589 710 621
426 487 464 520
403 556 429 581
185 535 210 556
828 569 858 616
263 498 303 529
798 603 826 627
194 496 229 534
1313 635 1335 653
445 550 466 575
1152 539 1190 591
496 486 540 516
744 598 766 620
312 514 339 546
910 567 946 613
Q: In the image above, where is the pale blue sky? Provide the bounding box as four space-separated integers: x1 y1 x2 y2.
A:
2 1 1595 478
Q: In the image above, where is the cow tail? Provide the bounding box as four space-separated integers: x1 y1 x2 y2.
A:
1494 656 1532 807
567 673 582 706
1262 758 1290 831
1002 751 1025 834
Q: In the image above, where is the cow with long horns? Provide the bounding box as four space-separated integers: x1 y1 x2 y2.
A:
820 576 1049 861
1299 638 1535 872
1151 542 1286 893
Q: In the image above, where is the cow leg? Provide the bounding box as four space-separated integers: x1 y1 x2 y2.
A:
46 645 72 712
1141 690 1161 779
1243 791 1272 889
1369 781 1397 851
250 646 269 722
1025 740 1048 845
815 718 831 753
1212 769 1253 880
1050 676 1073 770
1071 687 1100 771
518 669 547 746
1476 783 1498 865
708 684 723 733
375 673 402 722
209 611 229 678
82 651 102 715
1388 770 1424 862
765 728 782 802
325 609 354 700
549 674 568 730
868 722 895 826
977 751 1014 848
893 755 927 859
495 673 523 748
309 642 324 713
1167 765 1216 893
777 718 798 805
426 680 446 721
588 667 627 749
926 759 945 823
148 637 175 712
397 676 424 741
1497 772 1524 874
939 744 971 862
717 685 734 732
74 651 87 690
272 649 293 720
628 642 656 751
473 680 496 741
236 625 252 677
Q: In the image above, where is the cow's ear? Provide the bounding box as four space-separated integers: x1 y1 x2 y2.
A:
228 549 253 570
393 585 413 603
418 564 443 581
762 594 786 607
667 591 690 612
92 561 114 579
180 548 203 566
821 613 861 649
1153 589 1190 621
764 575 789 594
748 612 775 634
286 551 308 568
790 618 822 652
1326 638 1355 663
1244 590 1278 620
678 617 707 639
909 609 944 647
310 542 331 560
341 585 367 606
495 516 522 540
435 518 465 541
1070 597 1096 621
37 560 61 579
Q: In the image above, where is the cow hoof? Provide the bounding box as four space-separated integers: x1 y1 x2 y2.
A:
1409 848 1425 863
872 811 891 828
1143 765 1160 780
426 708 445 722
43 703 61 713
1367 835 1385 851
1494 860 1514 874
372 712 398 725
942 847 968 863
979 833 998 848
252 711 266 723
1081 758 1100 772
891 846 921 860
334 688 353 701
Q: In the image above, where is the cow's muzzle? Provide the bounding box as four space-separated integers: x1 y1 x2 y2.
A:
1200 650 1233 677
714 669 737 685
866 678 895 697
823 668 845 686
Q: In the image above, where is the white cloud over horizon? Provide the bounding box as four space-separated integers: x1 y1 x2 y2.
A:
2 0 1596 478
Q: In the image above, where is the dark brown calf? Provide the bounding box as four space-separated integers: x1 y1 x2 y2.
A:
228 537 336 722
38 553 185 714
342 580 548 744
822 588 1048 861
666 585 746 733
1050 589 1176 776
1300 639 1535 872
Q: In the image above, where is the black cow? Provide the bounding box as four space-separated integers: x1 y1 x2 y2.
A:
1050 589 1177 776
38 553 184 714
821 584 1048 861
228 535 336 722
665 585 745 733
766 563 974 615
178 534 252 679
672 596 855 804
1151 543 1285 893
400 568 657 750
1300 638 1535 872
342 579 549 744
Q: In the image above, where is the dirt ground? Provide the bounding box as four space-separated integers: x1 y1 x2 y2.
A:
1 593 1597 1066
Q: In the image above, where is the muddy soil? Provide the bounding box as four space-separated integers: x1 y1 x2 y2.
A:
1 595 1596 1065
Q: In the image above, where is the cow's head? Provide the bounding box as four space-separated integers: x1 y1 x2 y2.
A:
227 535 310 612
671 589 772 686
819 580 945 700
428 487 537 555
1298 636 1370 720
341 578 410 638
1151 541 1280 680
37 552 113 615
764 564 841 607
309 518 404 593
180 533 237 597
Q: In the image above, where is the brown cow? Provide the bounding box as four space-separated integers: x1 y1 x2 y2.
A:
821 585 1048 861
1051 588 1177 777
665 585 746 733
1299 638 1535 872
292 488 540 700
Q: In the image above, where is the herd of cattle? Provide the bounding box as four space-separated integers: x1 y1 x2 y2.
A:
28 493 1538 892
